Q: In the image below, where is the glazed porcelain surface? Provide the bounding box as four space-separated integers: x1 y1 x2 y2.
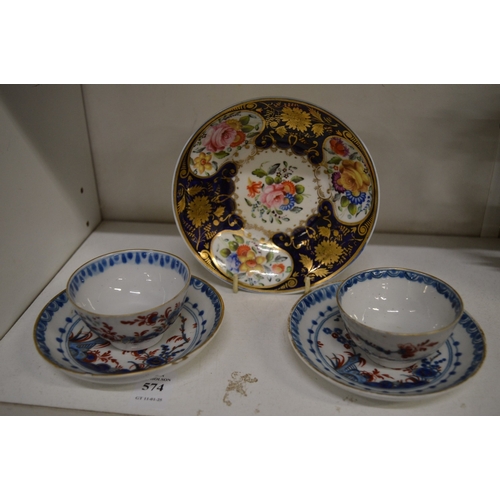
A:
66 250 191 350
35 276 223 384
173 98 379 293
337 268 464 368
288 282 485 401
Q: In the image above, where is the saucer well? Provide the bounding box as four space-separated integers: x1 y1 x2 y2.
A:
34 276 224 385
173 98 379 293
288 282 486 401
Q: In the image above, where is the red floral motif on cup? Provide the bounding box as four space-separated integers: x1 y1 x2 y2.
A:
398 339 439 359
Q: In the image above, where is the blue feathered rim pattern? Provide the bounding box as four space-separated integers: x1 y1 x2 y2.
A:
289 283 341 361
68 251 190 296
338 268 463 314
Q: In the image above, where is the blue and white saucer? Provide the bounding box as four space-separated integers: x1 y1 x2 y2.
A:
34 276 224 385
288 282 486 401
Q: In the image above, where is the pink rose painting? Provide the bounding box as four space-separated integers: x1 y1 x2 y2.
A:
202 122 237 153
244 160 305 225
191 114 258 176
260 184 286 209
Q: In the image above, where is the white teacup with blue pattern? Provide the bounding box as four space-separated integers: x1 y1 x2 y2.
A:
337 268 464 368
67 250 191 351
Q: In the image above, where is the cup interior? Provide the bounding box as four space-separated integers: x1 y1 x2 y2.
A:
338 270 462 334
68 251 190 315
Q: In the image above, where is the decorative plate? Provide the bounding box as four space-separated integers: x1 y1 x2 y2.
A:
173 98 379 293
288 282 486 401
34 276 224 385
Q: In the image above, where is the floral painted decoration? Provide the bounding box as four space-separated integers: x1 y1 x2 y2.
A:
244 160 306 225
212 231 293 288
189 113 262 177
77 302 183 346
344 323 440 359
69 313 190 372
325 136 373 221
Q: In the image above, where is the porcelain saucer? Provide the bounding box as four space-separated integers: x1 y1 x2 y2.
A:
173 98 379 293
288 282 486 401
34 276 224 385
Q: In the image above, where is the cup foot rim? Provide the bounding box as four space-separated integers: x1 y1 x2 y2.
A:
363 352 423 369
108 333 165 352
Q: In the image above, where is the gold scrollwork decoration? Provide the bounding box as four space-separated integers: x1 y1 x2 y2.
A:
274 225 316 250
288 134 298 147
357 218 373 236
258 132 276 148
179 162 190 179
199 250 216 271
304 141 320 159
280 277 298 290
341 130 363 151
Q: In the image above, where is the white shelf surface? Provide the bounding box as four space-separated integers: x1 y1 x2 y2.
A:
1 221 499 415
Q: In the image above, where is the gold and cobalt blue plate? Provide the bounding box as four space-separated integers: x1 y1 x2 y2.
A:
173 98 379 293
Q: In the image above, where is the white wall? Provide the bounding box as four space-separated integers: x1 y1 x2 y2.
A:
82 84 500 237
0 85 101 338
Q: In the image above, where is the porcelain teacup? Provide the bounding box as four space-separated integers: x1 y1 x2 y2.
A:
336 268 464 368
67 250 191 351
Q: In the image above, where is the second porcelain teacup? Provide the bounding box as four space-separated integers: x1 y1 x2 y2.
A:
337 268 464 368
67 250 191 351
